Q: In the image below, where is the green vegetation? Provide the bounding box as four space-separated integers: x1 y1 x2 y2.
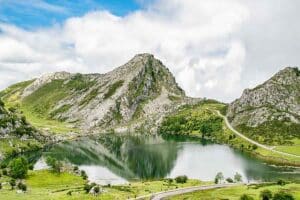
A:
46 157 62 174
0 169 206 200
168 183 300 200
79 88 99 106
175 175 188 183
49 104 72 119
104 80 124 99
9 157 28 179
236 121 300 146
159 101 300 166
159 103 223 137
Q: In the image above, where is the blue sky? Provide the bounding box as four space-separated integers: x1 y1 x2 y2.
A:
0 0 299 102
0 0 142 29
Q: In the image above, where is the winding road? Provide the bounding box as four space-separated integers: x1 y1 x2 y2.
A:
215 110 300 158
131 183 243 200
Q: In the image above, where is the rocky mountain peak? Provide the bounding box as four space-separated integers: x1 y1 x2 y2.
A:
227 66 300 128
2 54 193 134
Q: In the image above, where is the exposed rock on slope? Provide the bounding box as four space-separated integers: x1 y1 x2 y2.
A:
1 54 197 134
227 67 300 144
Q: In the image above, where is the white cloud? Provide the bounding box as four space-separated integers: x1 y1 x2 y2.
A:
0 0 299 102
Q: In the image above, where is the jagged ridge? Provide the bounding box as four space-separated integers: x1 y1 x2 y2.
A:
227 67 300 144
1 54 196 134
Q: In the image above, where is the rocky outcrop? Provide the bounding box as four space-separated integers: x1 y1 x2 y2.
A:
227 67 300 128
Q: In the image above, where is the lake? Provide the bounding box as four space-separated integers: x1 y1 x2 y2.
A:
33 134 300 185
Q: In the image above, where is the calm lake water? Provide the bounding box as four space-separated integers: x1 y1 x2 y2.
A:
33 135 300 185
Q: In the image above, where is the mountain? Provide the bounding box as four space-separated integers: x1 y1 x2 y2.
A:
0 54 197 134
227 67 300 145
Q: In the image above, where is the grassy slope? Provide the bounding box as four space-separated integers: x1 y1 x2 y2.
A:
0 170 206 200
168 183 300 200
159 101 300 165
0 77 94 134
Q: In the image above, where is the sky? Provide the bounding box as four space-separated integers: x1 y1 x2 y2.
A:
0 0 299 102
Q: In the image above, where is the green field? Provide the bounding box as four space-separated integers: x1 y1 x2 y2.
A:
168 183 300 200
0 170 207 200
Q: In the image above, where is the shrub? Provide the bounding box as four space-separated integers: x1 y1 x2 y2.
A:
240 194 254 200
277 179 286 186
226 177 233 183
67 191 72 196
17 182 27 191
81 170 88 180
9 179 16 189
84 183 96 193
260 190 272 200
273 191 295 200
175 175 188 183
73 166 79 171
28 164 34 170
46 156 62 173
9 157 28 179
94 186 100 194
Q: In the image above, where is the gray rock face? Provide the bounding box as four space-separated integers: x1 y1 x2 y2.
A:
227 67 300 127
21 53 195 133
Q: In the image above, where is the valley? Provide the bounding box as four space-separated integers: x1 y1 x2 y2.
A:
0 54 299 199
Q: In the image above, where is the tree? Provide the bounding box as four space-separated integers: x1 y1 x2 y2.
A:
9 157 28 179
46 156 62 173
240 194 254 200
234 172 242 182
175 175 188 183
273 191 295 200
260 190 272 200
214 172 224 184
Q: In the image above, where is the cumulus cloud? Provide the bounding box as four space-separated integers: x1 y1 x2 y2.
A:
0 0 299 102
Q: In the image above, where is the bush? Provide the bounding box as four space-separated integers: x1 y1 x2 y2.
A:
84 182 96 193
28 164 34 170
277 179 286 186
240 194 254 200
9 179 16 189
73 166 79 171
175 175 188 183
260 190 272 200
226 177 233 183
81 170 88 180
9 157 28 179
67 191 72 196
17 182 27 191
94 186 100 194
273 191 295 200
46 156 62 173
